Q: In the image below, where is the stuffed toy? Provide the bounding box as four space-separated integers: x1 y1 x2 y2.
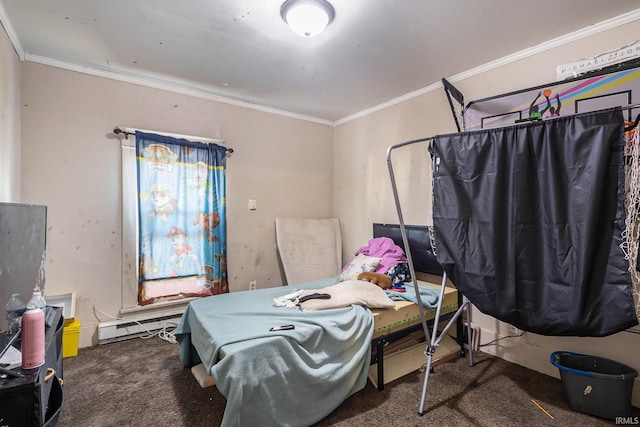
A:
357 272 392 289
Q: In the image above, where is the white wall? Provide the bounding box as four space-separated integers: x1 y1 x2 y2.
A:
19 63 333 348
333 19 640 406
0 22 20 202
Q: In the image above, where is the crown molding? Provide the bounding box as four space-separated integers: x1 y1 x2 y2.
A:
3 6 639 127
0 1 24 60
335 9 640 126
26 54 334 126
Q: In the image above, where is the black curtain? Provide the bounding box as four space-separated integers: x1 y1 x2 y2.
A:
431 107 638 336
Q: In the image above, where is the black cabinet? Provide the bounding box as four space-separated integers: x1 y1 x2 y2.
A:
0 306 64 426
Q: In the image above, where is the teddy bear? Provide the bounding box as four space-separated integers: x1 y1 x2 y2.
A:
357 272 392 289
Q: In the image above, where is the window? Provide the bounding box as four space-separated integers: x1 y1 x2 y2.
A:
120 129 229 312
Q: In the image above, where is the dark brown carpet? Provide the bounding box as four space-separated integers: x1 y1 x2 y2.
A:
58 337 638 426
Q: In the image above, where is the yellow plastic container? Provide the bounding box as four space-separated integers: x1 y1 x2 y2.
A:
62 319 80 358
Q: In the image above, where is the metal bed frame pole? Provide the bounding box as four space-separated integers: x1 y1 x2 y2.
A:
386 137 474 416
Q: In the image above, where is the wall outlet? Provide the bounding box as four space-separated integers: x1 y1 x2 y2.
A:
249 281 257 290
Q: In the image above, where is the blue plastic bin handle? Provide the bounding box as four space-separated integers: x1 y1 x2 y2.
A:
549 351 592 377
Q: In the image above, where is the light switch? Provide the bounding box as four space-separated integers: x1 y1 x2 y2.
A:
248 199 257 211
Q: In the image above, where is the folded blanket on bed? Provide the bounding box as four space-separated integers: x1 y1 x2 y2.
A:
298 279 395 311
175 276 374 427
385 282 440 309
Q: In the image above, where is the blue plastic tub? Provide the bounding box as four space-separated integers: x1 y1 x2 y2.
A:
550 351 637 420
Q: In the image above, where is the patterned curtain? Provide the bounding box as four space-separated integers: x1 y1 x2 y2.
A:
135 131 228 305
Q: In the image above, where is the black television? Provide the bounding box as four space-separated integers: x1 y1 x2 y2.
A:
0 203 47 332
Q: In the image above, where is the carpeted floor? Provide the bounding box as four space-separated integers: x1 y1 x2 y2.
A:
58 336 638 426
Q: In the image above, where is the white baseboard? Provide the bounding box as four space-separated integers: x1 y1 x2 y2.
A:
97 309 183 344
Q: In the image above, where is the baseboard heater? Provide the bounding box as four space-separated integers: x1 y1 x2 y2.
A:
462 322 481 351
98 309 184 344
469 324 481 351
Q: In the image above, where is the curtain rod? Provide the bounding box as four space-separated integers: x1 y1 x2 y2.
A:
113 127 233 153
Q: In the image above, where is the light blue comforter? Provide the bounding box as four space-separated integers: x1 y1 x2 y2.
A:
385 282 440 308
175 276 374 427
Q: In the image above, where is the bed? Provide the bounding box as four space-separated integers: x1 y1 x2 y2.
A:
175 223 466 426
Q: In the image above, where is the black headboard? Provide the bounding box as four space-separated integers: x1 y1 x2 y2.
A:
372 223 444 276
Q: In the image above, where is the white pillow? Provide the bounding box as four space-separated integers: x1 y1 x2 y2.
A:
339 254 381 281
299 280 395 311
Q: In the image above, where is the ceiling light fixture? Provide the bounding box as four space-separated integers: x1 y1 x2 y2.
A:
280 0 335 38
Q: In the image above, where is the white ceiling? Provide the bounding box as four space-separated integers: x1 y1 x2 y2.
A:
1 1 639 123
